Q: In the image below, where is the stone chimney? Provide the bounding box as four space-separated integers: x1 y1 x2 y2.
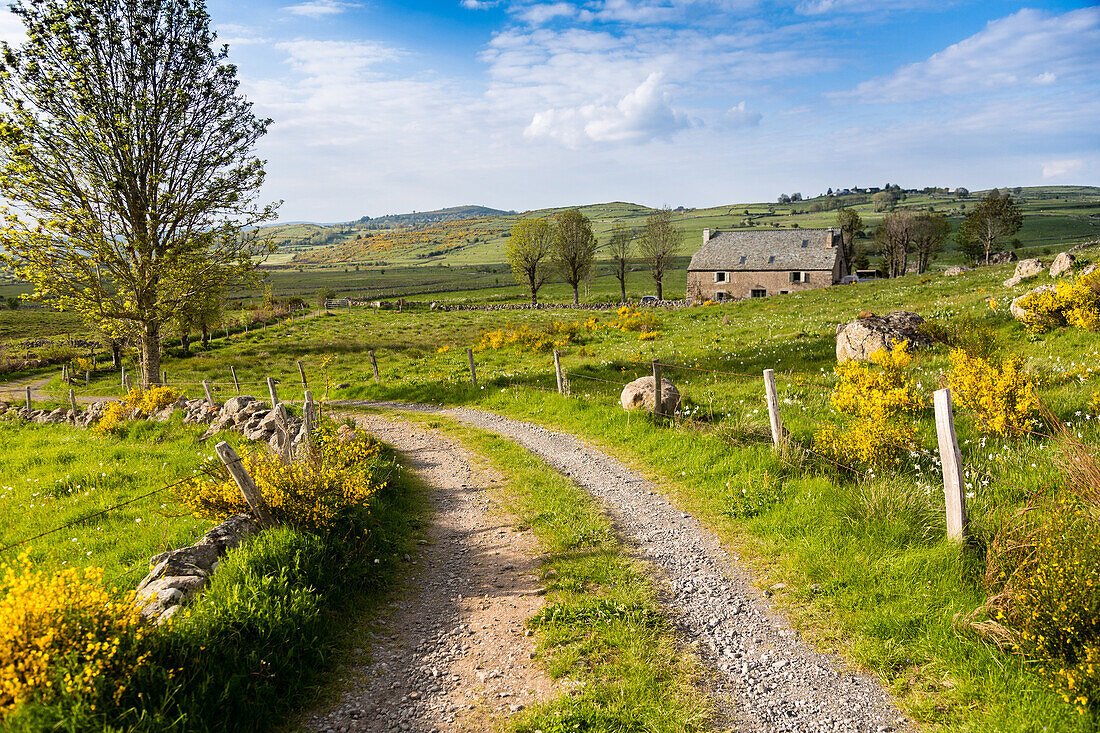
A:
825 228 837 248
702 228 711 244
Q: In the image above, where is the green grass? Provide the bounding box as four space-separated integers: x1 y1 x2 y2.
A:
401 413 711 732
4 422 428 733
0 416 226 583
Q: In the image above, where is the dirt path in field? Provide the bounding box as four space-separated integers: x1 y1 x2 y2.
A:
299 413 556 733
335 400 913 733
0 372 57 403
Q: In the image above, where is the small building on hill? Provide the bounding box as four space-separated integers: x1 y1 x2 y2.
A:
686 228 846 302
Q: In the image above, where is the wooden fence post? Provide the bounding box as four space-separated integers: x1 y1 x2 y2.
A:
763 369 784 447
85 371 89 387
61 364 67 382
266 377 279 407
202 379 215 407
553 349 564 395
297 360 308 390
214 442 275 528
120 366 126 391
25 385 31 416
369 351 380 383
230 366 241 395
68 388 77 416
162 370 167 385
934 388 968 543
467 348 478 389
652 359 663 416
301 389 314 448
273 403 293 464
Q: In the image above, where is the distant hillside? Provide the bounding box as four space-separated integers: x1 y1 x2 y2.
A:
361 205 515 227
264 186 1100 269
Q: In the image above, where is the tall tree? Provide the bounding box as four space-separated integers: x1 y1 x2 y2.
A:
0 0 276 387
836 208 862 272
876 210 915 278
505 218 553 305
552 209 597 306
607 223 633 303
910 212 951 274
958 190 1023 265
638 207 680 301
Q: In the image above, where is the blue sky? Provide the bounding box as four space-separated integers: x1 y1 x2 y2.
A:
5 0 1098 221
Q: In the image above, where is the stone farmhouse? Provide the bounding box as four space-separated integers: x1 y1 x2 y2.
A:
686 227 846 302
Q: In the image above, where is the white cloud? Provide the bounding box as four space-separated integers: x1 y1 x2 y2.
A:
524 72 690 147
283 0 359 18
513 2 578 25
0 8 26 45
794 0 937 15
275 39 399 78
461 0 499 8
216 23 269 47
840 7 1100 102
1042 159 1084 180
724 101 761 127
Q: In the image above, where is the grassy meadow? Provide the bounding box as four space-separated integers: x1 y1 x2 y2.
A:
33 244 1099 730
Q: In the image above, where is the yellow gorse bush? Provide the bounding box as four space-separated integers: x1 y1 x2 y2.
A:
613 305 660 333
1016 270 1100 333
474 319 596 354
948 349 1038 436
0 555 146 718
992 506 1100 715
180 426 385 532
814 342 920 466
95 386 182 436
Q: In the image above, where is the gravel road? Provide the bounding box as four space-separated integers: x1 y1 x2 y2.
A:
336 400 913 733
301 414 555 733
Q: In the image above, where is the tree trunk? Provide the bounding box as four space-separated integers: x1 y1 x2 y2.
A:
201 324 210 349
619 278 626 303
111 342 122 369
180 330 190 354
140 321 161 387
572 283 579 306
656 280 663 300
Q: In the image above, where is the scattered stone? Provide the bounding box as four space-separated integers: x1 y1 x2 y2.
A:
1049 252 1075 277
943 265 972 277
1003 258 1044 287
1010 284 1056 322
619 376 681 415
835 311 931 362
988 250 1018 265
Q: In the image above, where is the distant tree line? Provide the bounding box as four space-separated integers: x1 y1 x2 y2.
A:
505 208 681 305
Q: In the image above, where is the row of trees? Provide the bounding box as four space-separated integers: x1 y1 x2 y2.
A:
847 189 1023 278
505 208 681 305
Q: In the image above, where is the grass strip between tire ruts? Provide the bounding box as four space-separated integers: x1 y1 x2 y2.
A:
396 410 715 733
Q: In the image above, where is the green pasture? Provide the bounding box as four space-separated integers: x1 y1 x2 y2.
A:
0 418 229 586
43 249 1100 729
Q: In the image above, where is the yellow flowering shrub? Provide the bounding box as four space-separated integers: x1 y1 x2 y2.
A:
985 505 1100 715
474 319 595 354
95 386 182 436
813 342 920 466
638 330 659 341
1016 270 1100 333
179 426 386 532
0 556 146 718
948 349 1038 436
613 305 660 333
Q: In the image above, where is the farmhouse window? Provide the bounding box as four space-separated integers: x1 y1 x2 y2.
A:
739 256 747 264
715 291 729 301
750 288 766 298
801 240 809 248
768 256 775 264
714 271 727 283
789 271 809 283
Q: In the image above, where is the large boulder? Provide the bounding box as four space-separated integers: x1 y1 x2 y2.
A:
944 265 972 277
222 395 258 416
989 251 1018 265
1003 258 1044 287
1010 284 1056 322
620 376 681 416
835 311 932 362
1050 252 1075 277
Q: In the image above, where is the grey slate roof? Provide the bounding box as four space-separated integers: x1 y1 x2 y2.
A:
688 228 841 272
